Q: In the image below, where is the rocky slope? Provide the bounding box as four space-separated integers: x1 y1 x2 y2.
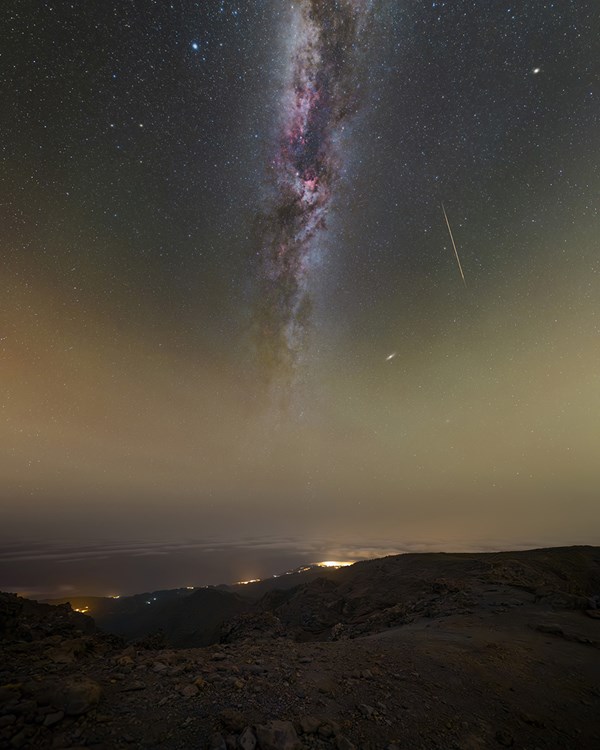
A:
1 546 600 749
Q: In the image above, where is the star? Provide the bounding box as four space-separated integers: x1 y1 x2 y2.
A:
532 67 541 74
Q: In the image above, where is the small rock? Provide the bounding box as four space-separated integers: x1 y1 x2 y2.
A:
0 685 21 704
210 733 227 750
495 729 514 747
238 726 257 750
318 724 334 738
534 623 563 635
10 730 26 748
152 662 169 672
519 712 545 728
43 711 64 727
120 681 146 692
297 717 321 735
115 655 134 667
357 704 375 719
179 684 198 698
315 677 337 695
220 709 246 734
336 737 355 750
240 665 267 675
255 720 302 750
60 678 102 716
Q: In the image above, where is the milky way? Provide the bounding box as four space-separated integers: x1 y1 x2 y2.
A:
254 0 373 392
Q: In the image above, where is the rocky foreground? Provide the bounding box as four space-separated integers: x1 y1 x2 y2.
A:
1 546 600 749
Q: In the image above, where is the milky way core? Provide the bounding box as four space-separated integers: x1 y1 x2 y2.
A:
255 0 373 391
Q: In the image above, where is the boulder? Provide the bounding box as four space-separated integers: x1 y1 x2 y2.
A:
59 677 101 716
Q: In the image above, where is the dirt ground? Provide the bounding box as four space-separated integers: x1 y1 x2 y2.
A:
2 602 599 749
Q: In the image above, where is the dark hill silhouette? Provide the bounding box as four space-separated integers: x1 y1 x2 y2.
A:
43 545 600 647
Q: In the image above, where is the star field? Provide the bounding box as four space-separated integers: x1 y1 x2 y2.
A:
0 0 599 561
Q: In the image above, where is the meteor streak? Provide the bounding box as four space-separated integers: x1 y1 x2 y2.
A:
441 202 467 288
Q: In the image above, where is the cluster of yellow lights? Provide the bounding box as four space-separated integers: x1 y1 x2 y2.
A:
73 606 89 613
236 561 353 585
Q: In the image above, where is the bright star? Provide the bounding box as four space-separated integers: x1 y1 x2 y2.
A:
532 67 541 74
191 42 199 51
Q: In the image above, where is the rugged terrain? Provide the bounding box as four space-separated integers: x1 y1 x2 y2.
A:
2 546 600 749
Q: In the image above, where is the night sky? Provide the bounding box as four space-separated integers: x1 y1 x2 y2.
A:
1 1 599 596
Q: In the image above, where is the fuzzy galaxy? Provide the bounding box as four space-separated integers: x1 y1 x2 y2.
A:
254 0 374 390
